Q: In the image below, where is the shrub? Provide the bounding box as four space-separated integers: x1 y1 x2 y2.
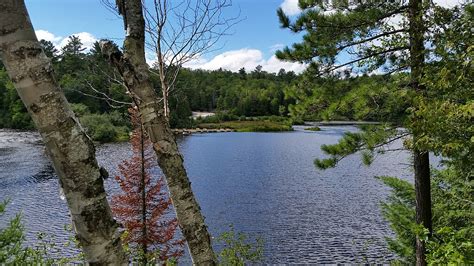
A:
306 126 321 131
0 200 83 264
79 113 129 142
217 225 264 265
378 166 474 264
70 103 90 116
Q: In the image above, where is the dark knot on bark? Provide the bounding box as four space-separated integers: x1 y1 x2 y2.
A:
99 166 109 180
99 39 123 64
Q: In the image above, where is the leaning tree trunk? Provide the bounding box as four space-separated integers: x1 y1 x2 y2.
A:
0 1 128 264
101 0 216 264
408 0 432 265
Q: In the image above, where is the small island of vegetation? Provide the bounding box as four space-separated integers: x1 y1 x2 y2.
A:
305 126 321 131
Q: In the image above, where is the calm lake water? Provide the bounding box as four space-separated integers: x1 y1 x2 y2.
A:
0 126 414 263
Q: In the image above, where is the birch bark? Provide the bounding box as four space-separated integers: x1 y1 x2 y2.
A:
101 0 216 264
0 1 128 264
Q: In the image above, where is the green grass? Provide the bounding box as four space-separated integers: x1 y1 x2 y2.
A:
305 126 321 131
197 120 293 132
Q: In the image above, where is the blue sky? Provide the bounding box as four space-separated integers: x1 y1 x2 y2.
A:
25 0 307 73
24 0 461 74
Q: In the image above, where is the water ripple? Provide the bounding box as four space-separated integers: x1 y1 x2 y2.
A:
0 127 414 263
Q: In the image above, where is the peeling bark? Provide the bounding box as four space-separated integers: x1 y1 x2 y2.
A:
0 1 128 264
101 0 217 264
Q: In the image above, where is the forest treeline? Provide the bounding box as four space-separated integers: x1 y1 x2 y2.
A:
0 37 297 132
0 35 406 141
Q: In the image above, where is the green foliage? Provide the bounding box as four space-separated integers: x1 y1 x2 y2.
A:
314 125 398 169
79 112 129 142
426 167 474 264
196 112 239 124
284 74 411 123
0 68 33 129
0 200 25 263
278 2 472 263
61 36 86 56
276 1 410 73
198 120 293 132
0 201 83 264
378 5 473 263
216 225 264 265
39 40 58 63
175 67 297 118
379 166 474 264
2 38 300 133
196 114 293 132
70 103 91 116
410 4 474 174
305 126 321 131
427 226 473 264
377 177 416 264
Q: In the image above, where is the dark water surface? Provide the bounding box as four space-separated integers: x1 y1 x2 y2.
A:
0 127 414 263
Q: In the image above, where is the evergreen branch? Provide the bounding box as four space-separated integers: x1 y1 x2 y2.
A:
287 5 409 32
324 46 409 75
316 129 409 169
337 29 407 51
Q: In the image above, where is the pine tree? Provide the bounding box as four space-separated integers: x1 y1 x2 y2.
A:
39 40 58 63
111 108 184 264
61 35 86 56
276 1 467 264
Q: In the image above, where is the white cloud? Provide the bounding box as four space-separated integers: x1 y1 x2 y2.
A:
184 48 306 74
145 51 199 68
269 44 285 53
35 30 62 44
145 52 157 66
35 30 97 51
434 0 463 8
280 0 301 16
265 55 307 73
59 32 97 51
186 49 265 71
384 13 405 28
278 0 462 18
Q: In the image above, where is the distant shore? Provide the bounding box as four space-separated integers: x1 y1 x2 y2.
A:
305 121 381 126
172 128 234 135
0 120 380 140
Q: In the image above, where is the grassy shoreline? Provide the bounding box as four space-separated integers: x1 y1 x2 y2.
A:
0 116 296 143
197 120 293 132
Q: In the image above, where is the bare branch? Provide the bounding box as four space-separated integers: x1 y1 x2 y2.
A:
82 79 133 108
143 0 241 118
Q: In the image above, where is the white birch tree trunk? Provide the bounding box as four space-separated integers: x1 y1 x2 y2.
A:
0 1 128 264
101 0 217 264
